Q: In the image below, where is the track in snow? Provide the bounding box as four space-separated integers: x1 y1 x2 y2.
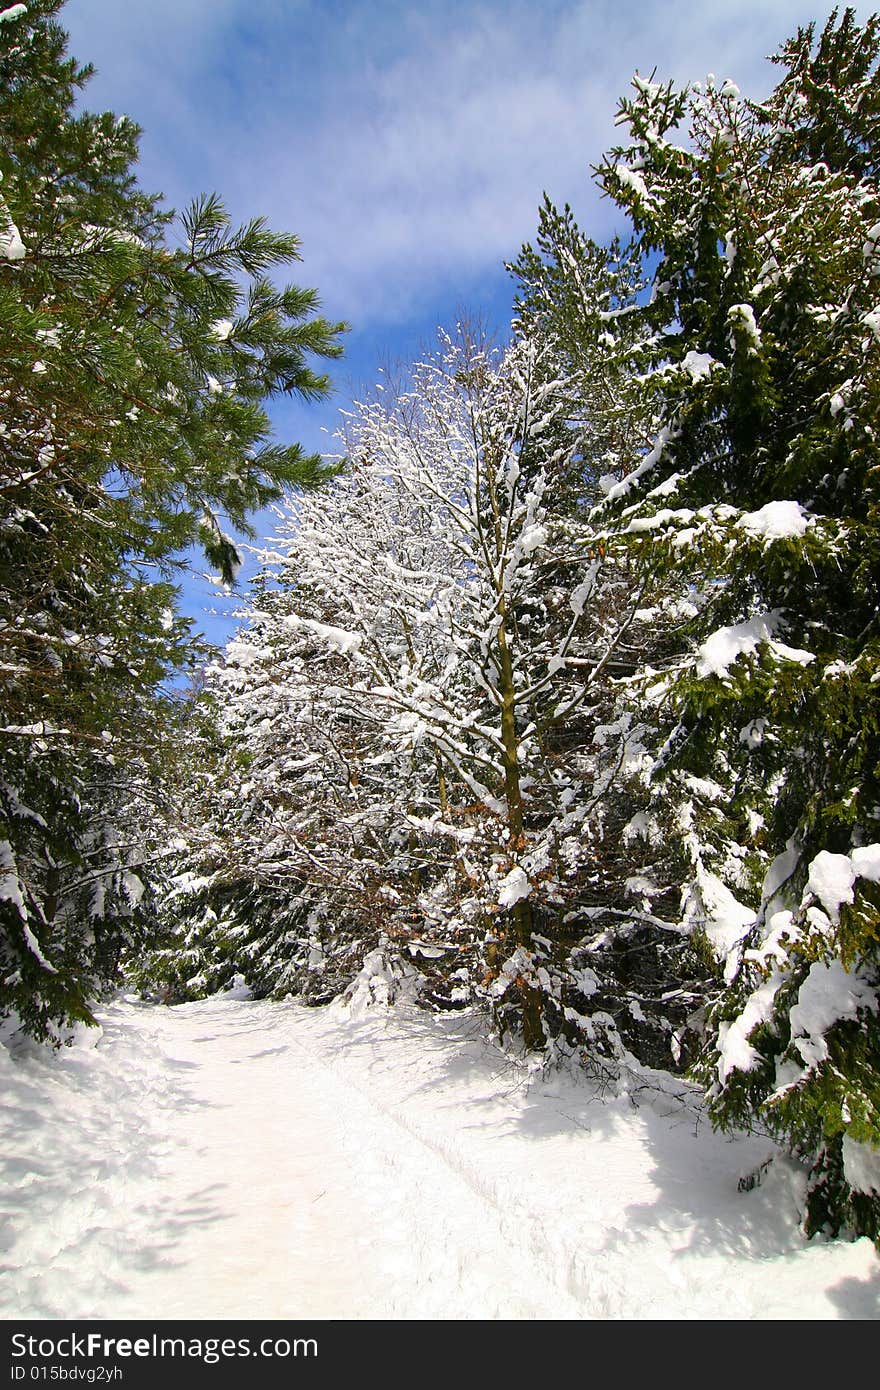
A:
1 997 584 1320
2 994 878 1320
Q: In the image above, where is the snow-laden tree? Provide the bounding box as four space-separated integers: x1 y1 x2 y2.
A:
593 9 880 1238
0 0 344 1039
151 327 711 1067
508 198 653 508
506 202 717 1065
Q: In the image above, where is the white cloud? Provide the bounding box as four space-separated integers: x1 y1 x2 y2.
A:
63 0 879 325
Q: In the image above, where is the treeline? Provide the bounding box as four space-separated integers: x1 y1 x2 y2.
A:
1 3 878 1243
0 0 345 1039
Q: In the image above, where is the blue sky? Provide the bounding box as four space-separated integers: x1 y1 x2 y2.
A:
63 0 874 644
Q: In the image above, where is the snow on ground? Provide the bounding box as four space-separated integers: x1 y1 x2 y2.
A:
1 992 878 1320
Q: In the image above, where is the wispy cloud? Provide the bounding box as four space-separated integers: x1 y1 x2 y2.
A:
65 0 875 327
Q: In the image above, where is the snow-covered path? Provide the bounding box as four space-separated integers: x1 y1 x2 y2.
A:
1 996 583 1319
114 998 584 1319
1 993 878 1319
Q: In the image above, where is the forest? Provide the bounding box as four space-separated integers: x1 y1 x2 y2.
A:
1 0 879 1252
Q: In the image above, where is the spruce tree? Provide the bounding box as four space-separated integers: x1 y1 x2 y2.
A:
595 9 880 1238
507 204 715 1068
0 0 345 1039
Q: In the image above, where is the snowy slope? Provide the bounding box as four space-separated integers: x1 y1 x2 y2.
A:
1 991 877 1320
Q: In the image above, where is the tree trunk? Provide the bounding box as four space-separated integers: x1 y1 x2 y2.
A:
496 613 543 1050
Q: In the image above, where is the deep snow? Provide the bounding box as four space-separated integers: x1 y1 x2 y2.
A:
1 991 878 1319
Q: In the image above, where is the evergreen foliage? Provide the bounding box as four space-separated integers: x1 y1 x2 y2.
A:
592 8 880 1238
0 0 344 1039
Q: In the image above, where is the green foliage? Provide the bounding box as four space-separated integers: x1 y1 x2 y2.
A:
506 196 716 1071
508 198 653 509
594 8 880 1239
0 0 344 1039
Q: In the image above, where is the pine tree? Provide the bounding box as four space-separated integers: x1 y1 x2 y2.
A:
0 0 345 1039
508 197 651 511
595 9 880 1238
507 200 714 1069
